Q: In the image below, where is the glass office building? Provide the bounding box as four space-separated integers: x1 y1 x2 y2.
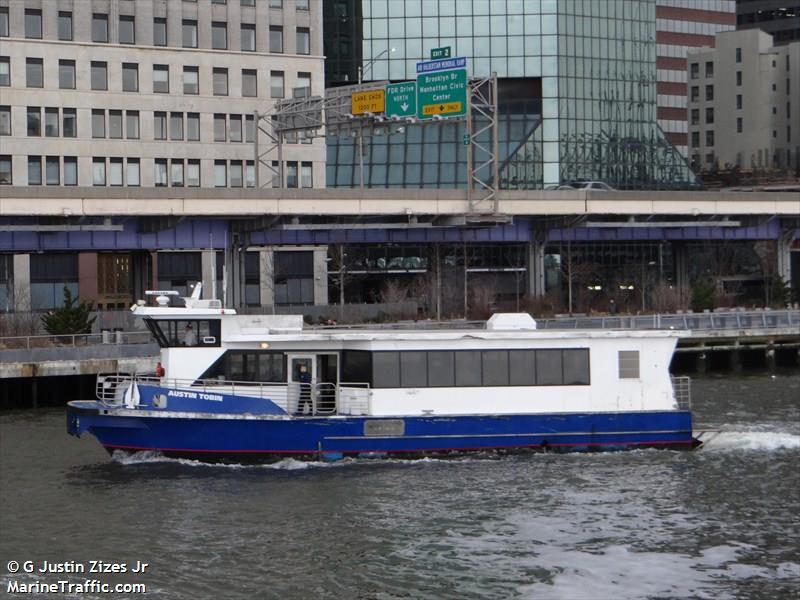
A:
324 0 695 189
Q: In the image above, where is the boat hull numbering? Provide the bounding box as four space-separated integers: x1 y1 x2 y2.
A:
66 287 700 462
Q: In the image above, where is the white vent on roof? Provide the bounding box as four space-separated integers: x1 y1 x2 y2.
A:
486 313 537 330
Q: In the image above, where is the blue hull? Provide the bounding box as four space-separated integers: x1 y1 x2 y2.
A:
67 401 697 461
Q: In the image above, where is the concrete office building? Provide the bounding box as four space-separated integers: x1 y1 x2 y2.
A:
656 0 735 157
0 0 325 189
324 0 695 190
0 0 330 311
736 0 800 45
686 29 799 172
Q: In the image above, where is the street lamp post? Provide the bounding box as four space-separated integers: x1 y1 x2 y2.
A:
356 48 395 190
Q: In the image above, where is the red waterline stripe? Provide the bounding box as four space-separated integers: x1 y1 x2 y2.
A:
103 438 692 455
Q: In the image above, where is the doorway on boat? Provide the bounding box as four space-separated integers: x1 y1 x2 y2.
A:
288 354 339 416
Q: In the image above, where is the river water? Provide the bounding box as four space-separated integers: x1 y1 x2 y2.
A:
1 374 799 600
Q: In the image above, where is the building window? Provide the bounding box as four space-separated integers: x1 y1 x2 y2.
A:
91 61 108 90
246 161 255 187
44 108 59 137
705 152 715 166
230 161 243 187
92 13 109 43
287 161 298 188
691 131 699 148
27 107 41 136
119 15 135 44
295 72 311 97
271 71 284 98
690 86 699 102
690 62 698 79
735 47 741 63
297 0 309 9
737 117 743 133
153 65 169 93
705 130 714 147
690 108 699 126
92 158 106 186
0 57 9 86
214 160 227 187
171 159 184 187
187 160 200 187
269 26 283 53
301 162 312 188
297 27 310 55
213 68 228 95
154 159 168 187
109 110 123 139
122 63 139 92
705 85 713 102
214 114 226 141
26 58 43 88
0 155 11 184
241 23 256 51
705 61 713 77
154 112 167 140
92 109 106 138
64 157 77 186
229 114 242 142
736 71 742 86
154 18 167 46
182 67 199 94
245 114 255 142
59 60 76 89
127 158 140 186
170 112 183 140
0 105 9 135
241 0 256 6
126 111 139 139
58 12 73 41
182 20 198 48
109 158 123 186
28 156 42 185
618 351 639 379
187 113 200 141
63 108 77 137
212 22 228 50
705 107 714 125
269 0 283 8
242 69 257 97
0 7 7 37
25 9 42 39
271 160 280 187
736 94 742 110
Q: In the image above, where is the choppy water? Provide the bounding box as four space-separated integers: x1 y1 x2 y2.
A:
1 374 799 599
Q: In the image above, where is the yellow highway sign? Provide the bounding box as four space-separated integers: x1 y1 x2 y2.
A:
421 101 463 116
351 90 385 115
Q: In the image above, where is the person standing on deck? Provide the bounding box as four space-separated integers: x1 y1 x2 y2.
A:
298 363 312 415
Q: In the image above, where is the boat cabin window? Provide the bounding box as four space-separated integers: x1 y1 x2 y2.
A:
199 350 286 382
144 319 221 348
618 350 640 379
365 349 590 388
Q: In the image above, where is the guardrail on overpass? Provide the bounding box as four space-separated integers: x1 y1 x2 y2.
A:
1 187 798 217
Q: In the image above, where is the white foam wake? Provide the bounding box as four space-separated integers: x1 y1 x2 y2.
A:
700 431 800 451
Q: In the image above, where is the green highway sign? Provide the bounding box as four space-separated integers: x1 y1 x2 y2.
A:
431 46 451 59
385 82 417 118
416 68 467 119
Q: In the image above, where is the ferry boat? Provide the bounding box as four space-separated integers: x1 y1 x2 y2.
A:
67 286 698 461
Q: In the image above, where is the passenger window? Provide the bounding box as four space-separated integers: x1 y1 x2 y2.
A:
400 352 427 387
618 351 640 379
563 349 590 385
455 351 481 386
373 352 400 388
482 351 509 386
509 350 536 385
536 350 562 385
427 351 455 387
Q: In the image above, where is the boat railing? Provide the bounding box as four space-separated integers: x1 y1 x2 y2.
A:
96 373 371 416
670 376 691 411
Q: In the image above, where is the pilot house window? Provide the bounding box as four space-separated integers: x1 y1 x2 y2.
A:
618 351 640 379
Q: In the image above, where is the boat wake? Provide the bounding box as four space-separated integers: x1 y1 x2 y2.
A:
699 431 800 451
